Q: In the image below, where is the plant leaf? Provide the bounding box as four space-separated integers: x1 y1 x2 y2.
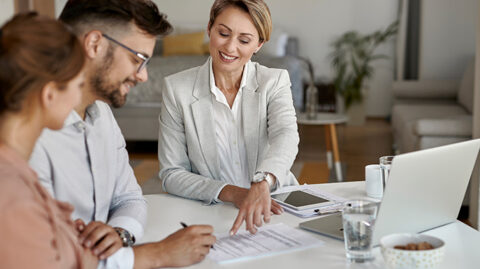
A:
330 20 398 108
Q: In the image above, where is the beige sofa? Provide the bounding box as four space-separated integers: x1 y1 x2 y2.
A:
391 61 474 154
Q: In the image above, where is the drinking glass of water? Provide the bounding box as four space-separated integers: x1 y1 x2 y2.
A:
342 200 378 262
379 155 394 190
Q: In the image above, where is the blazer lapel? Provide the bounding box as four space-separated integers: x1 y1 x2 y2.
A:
242 62 260 179
191 59 220 179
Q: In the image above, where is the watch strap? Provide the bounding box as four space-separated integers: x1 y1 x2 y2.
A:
253 171 276 191
114 227 135 247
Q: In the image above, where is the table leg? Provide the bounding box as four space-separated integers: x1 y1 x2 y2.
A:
324 126 333 170
329 123 343 181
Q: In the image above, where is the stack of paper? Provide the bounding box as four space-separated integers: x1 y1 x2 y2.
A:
208 223 324 264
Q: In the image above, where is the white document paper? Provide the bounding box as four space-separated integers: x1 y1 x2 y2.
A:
271 185 348 218
208 223 324 264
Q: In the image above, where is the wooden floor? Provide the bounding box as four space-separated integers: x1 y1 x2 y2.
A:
296 118 393 182
128 118 394 184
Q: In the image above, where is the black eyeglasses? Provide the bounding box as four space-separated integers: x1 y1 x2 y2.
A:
102 34 150 73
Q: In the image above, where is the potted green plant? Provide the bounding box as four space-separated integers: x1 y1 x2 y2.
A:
330 21 398 123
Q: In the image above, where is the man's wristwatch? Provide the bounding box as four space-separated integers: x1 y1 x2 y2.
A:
252 172 276 191
114 227 135 247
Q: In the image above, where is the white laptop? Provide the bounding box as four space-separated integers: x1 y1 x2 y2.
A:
299 139 480 246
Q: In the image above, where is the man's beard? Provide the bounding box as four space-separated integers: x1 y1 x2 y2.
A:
90 46 135 108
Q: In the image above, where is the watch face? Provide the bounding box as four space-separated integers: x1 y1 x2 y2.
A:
253 172 266 183
115 228 135 247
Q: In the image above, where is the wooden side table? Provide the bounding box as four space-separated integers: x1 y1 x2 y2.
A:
297 112 348 181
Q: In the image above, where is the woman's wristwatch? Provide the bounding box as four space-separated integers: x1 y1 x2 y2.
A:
114 227 135 247
252 172 276 191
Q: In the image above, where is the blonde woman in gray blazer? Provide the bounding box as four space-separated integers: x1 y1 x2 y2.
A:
158 0 299 236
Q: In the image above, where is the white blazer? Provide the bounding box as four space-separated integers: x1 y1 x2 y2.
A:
158 58 299 204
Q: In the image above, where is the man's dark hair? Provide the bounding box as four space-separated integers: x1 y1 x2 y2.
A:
59 0 172 36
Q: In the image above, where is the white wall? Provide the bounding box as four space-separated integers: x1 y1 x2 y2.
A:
53 0 397 116
29 0 480 116
0 1 15 26
55 0 68 17
153 0 398 117
419 0 477 80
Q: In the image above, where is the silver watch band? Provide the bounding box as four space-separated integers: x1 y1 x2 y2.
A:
253 172 276 191
114 227 135 247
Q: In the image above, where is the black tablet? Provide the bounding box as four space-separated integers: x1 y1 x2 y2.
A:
271 190 334 210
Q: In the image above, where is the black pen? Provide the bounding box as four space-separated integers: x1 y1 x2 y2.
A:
180 222 215 249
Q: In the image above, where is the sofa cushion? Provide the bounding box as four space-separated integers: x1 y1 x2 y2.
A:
392 103 468 133
112 103 161 141
392 80 458 99
392 103 469 153
418 136 471 151
398 120 418 153
162 31 207 56
171 24 210 43
415 114 472 137
457 60 475 113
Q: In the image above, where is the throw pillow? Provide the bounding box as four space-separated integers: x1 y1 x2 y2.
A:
172 24 210 44
163 31 207 56
202 42 210 54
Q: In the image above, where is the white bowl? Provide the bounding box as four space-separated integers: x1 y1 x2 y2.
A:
380 233 445 269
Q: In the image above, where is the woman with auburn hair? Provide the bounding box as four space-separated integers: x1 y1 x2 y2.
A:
0 12 215 269
0 12 94 268
159 0 300 236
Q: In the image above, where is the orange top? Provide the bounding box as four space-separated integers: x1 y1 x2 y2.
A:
0 144 84 269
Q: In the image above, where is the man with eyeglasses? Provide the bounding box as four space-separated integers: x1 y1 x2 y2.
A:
29 1 216 268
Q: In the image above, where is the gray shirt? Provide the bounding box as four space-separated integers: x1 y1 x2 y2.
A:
29 101 146 241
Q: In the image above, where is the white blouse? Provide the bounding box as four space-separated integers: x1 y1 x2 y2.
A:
209 59 250 190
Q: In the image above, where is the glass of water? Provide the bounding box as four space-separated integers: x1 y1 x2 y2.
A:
379 155 394 190
342 200 378 262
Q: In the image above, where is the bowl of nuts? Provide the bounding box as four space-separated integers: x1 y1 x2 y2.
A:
380 233 445 269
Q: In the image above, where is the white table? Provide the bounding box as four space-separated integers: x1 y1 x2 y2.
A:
297 112 348 181
140 182 480 269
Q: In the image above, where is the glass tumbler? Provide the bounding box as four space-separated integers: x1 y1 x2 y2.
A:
342 200 378 262
379 156 394 191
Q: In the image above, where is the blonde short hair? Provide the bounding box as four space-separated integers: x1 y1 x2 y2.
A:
208 0 272 43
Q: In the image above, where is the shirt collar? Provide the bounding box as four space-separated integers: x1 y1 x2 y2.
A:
63 102 101 131
209 57 249 93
